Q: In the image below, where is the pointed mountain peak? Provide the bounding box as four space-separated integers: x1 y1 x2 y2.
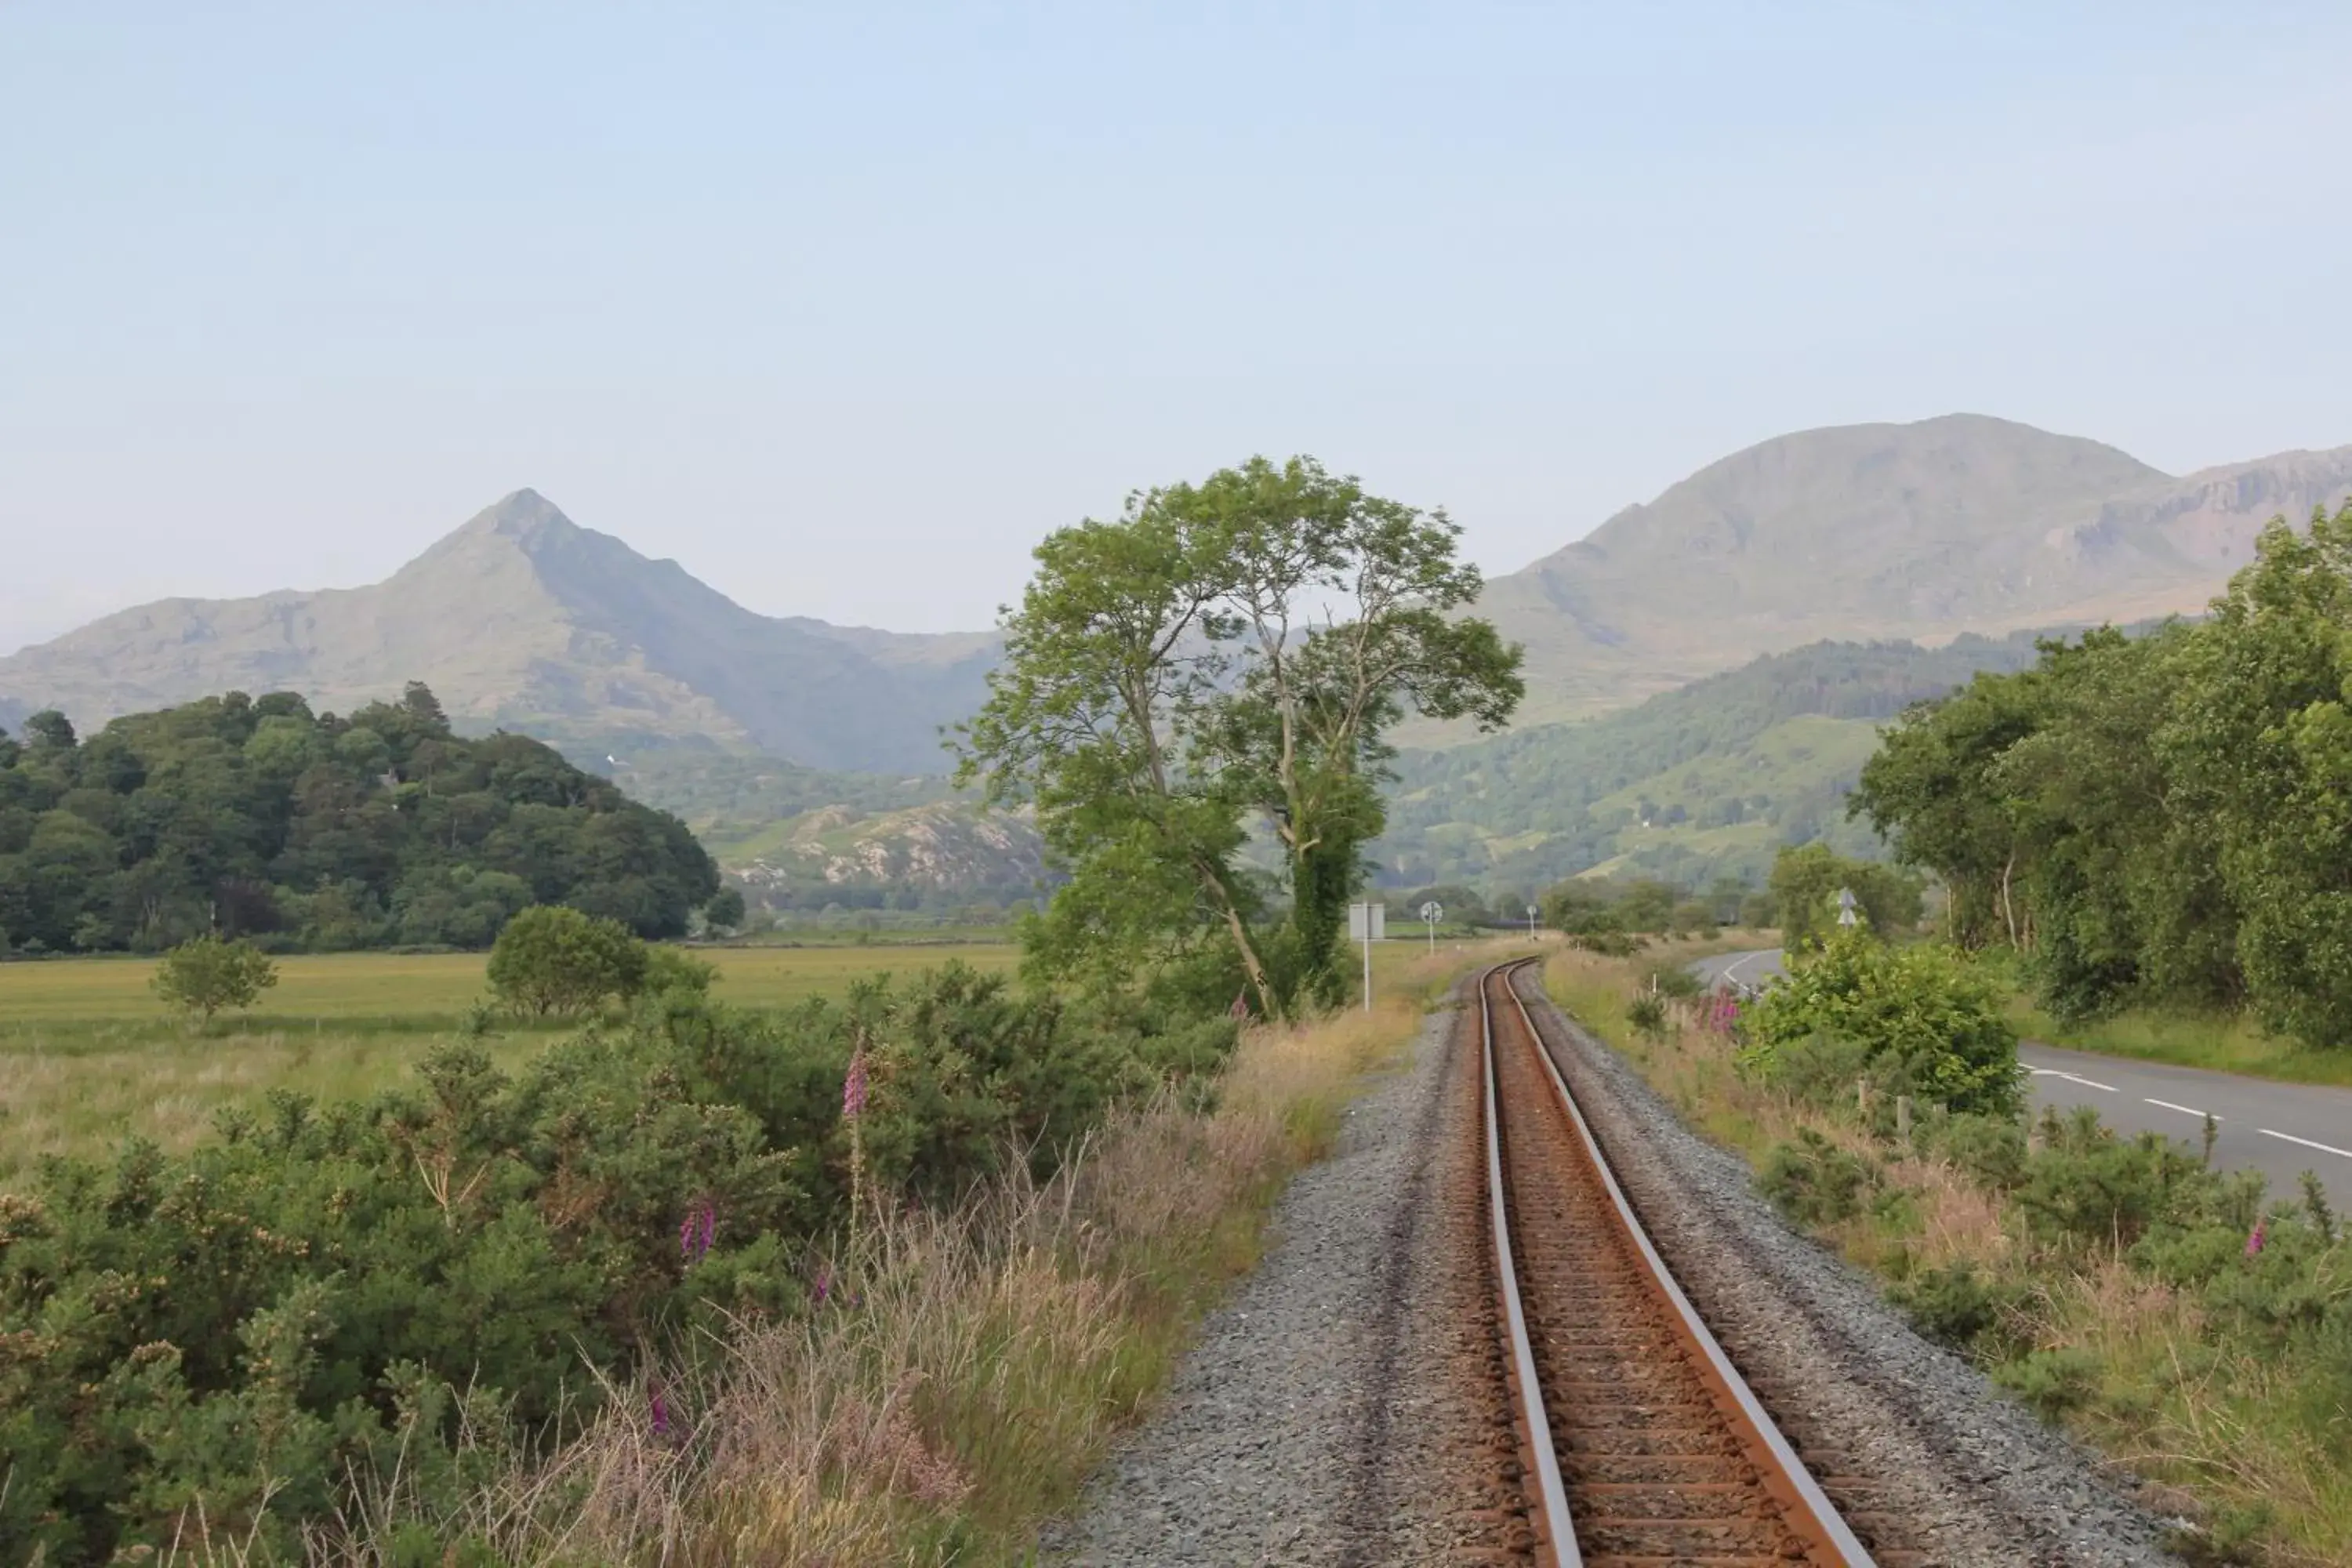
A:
458 487 577 541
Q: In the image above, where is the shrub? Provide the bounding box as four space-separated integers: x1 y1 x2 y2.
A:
1639 961 1704 1000
0 964 1233 1562
1739 929 2022 1117
1756 1129 1877 1226
1626 993 1669 1036
1888 1263 2017 1352
2014 1108 2214 1250
151 933 279 1023
1993 1346 2102 1421
1918 1112 2029 1192
487 906 648 1016
641 943 718 999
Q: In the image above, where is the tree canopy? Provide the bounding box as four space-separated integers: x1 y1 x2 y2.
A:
1853 502 2352 1046
0 683 718 954
956 456 1523 1016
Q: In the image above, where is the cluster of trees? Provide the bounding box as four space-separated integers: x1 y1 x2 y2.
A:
1853 503 2352 1046
0 967 1236 1561
958 456 1523 1018
1377 633 2053 889
0 683 723 955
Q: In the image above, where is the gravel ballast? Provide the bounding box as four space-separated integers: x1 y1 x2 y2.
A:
1508 965 2183 1568
1046 996 1521 1565
1049 971 2187 1565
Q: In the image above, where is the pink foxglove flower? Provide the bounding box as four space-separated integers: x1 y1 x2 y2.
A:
843 1048 869 1120
2246 1218 2267 1258
648 1379 670 1439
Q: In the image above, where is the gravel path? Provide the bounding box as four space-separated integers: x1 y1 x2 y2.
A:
1508 966 2184 1568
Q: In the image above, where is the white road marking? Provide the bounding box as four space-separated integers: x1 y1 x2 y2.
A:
2027 1068 2118 1092
2144 1098 2217 1120
2259 1128 2352 1161
1720 950 1772 989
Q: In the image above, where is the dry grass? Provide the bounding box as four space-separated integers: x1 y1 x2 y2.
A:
286 945 1512 1566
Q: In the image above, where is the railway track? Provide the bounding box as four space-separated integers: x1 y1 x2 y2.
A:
1478 959 1876 1566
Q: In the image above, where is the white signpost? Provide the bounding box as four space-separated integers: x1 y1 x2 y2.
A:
1526 902 1540 938
1348 900 1386 1011
1419 900 1443 953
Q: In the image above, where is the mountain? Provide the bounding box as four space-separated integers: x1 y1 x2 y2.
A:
0 492 996 773
1371 633 2065 895
1472 415 2352 728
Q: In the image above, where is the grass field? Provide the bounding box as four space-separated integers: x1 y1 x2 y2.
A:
0 944 1020 1187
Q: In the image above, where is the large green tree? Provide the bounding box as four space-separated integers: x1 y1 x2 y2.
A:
957 456 1522 1016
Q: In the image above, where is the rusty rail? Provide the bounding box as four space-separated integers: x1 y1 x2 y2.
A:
1477 960 1875 1566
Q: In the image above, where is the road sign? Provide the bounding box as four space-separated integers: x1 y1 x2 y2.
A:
1526 903 1540 937
1836 887 1860 927
1348 901 1385 1011
1419 900 1443 952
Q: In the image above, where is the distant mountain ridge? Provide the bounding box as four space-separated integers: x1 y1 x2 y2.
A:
1471 414 2352 727
0 491 996 773
8 418 2349 774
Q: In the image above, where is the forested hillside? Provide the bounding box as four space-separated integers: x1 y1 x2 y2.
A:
1374 633 2055 891
609 751 1049 914
1855 502 2352 1048
0 683 718 954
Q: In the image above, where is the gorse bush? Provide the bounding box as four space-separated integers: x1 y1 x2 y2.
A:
0 963 1234 1563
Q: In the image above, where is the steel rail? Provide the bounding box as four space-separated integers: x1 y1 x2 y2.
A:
1479 962 1581 1566
1491 958 1877 1566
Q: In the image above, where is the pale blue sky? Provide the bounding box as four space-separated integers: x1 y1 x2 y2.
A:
6 3 2350 652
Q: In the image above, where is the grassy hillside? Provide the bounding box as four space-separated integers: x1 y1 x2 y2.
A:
1375 633 2054 891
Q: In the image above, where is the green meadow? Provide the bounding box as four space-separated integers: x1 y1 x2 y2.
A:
0 944 1020 1185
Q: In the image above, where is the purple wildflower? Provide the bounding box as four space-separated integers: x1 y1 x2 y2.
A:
2246 1218 2267 1258
699 1202 717 1257
813 1264 832 1305
679 1213 697 1261
648 1378 670 1439
843 1047 869 1120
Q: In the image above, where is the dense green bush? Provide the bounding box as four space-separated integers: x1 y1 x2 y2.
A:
1739 930 2022 1116
1756 1129 1878 1225
486 905 650 1016
0 964 1234 1563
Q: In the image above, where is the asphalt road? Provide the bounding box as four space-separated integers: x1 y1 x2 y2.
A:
1690 948 2352 1210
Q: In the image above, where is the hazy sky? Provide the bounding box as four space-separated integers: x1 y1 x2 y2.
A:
7 4 2351 655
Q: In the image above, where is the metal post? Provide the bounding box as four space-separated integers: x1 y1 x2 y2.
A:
1363 932 1373 1012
